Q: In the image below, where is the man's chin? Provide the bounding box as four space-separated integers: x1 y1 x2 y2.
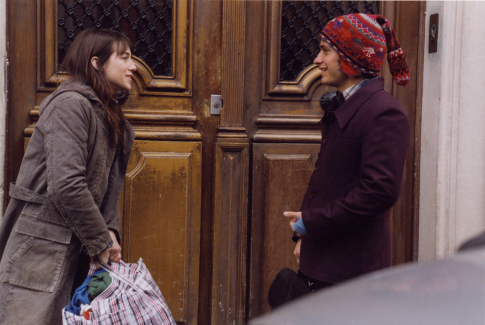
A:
320 79 334 87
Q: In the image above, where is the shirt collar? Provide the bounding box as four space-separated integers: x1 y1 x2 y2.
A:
341 77 378 101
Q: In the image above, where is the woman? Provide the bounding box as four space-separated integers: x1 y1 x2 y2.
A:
0 29 136 324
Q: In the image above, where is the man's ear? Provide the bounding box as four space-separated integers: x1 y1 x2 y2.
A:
91 56 99 71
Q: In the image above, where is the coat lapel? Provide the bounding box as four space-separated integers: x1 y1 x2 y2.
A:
334 78 385 129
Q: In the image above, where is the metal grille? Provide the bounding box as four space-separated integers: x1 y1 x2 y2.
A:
280 1 379 81
58 0 173 76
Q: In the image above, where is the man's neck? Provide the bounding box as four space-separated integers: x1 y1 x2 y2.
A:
337 76 366 93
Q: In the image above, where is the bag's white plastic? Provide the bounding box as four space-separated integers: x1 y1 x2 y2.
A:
62 258 176 325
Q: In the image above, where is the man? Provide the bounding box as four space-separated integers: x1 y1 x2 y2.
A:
284 13 410 291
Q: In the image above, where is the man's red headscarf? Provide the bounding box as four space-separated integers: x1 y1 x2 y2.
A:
320 14 410 86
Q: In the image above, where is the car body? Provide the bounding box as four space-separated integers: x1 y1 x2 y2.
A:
250 247 485 325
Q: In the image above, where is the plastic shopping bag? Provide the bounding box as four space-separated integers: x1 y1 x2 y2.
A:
62 258 176 325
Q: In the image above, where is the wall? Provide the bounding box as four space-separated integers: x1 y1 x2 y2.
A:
420 1 485 260
0 0 6 217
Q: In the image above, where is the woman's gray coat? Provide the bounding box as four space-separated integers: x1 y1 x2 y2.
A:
0 78 134 324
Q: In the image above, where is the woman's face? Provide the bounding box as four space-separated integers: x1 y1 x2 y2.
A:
102 46 137 92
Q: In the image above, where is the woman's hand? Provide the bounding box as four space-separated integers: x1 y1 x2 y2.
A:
90 230 121 269
108 230 122 263
91 248 110 269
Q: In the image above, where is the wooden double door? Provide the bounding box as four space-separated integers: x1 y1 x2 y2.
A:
6 1 423 324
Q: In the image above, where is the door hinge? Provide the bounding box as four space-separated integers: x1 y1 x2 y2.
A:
211 95 223 115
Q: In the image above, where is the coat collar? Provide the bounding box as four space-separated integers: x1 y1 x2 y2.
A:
331 77 385 129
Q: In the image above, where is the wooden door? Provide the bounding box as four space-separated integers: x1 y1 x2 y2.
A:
242 1 424 319
6 1 423 324
6 1 222 324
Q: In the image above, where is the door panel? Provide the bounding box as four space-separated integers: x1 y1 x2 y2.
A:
209 1 250 323
121 140 201 324
250 143 320 316
211 141 249 325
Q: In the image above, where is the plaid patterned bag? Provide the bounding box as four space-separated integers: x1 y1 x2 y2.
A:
62 259 176 325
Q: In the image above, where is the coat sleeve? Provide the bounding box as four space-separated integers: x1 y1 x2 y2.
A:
301 106 410 240
106 205 121 243
44 94 111 256
100 146 122 243
100 125 135 245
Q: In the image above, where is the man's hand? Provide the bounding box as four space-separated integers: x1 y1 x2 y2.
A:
284 211 302 231
294 238 302 265
108 230 122 263
285 211 303 264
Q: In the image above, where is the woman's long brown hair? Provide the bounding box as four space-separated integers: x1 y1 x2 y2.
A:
62 29 131 148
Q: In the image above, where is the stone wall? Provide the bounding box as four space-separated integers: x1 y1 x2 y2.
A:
420 1 485 260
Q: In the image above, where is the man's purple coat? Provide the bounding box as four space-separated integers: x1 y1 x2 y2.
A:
298 77 410 284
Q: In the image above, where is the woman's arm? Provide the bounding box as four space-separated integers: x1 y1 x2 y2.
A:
44 94 112 257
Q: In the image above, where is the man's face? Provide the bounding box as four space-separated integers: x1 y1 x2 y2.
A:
313 40 349 91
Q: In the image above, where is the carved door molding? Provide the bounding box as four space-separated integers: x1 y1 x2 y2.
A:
263 2 320 98
39 0 192 94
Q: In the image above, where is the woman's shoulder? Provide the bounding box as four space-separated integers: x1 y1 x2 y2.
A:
41 79 101 113
53 90 92 105
39 90 98 127
50 90 91 104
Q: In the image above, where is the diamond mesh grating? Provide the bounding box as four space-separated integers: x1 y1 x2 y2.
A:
58 0 173 76
280 1 379 81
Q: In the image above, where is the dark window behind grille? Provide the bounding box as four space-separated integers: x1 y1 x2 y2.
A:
58 0 173 76
280 1 379 81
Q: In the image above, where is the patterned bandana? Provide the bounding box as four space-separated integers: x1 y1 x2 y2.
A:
320 13 410 86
